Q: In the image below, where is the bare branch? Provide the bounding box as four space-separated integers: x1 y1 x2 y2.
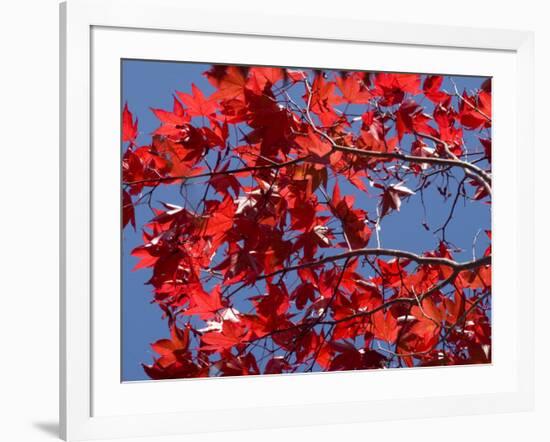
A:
258 247 490 282
124 156 308 186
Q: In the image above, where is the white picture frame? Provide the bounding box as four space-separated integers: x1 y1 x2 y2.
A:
60 0 535 440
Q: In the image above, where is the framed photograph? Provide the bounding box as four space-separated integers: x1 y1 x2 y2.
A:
60 0 534 440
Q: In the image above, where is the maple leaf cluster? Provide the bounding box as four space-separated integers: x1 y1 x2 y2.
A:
122 65 492 379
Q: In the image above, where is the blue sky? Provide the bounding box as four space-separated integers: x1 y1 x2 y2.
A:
121 59 491 381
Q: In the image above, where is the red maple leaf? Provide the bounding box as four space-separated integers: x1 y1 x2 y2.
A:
247 66 284 93
150 97 189 137
458 87 491 129
205 65 247 101
177 83 217 118
201 320 247 352
370 309 399 343
295 128 333 158
122 190 135 230
423 75 451 105
122 102 138 142
373 73 421 106
184 285 224 320
330 181 371 248
336 72 371 103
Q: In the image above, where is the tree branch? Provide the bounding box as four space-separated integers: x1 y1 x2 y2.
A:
245 267 465 345
414 131 492 189
258 248 490 281
124 156 307 186
333 140 492 198
450 79 492 123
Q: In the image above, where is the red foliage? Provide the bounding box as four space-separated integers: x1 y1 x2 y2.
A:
122 65 492 379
